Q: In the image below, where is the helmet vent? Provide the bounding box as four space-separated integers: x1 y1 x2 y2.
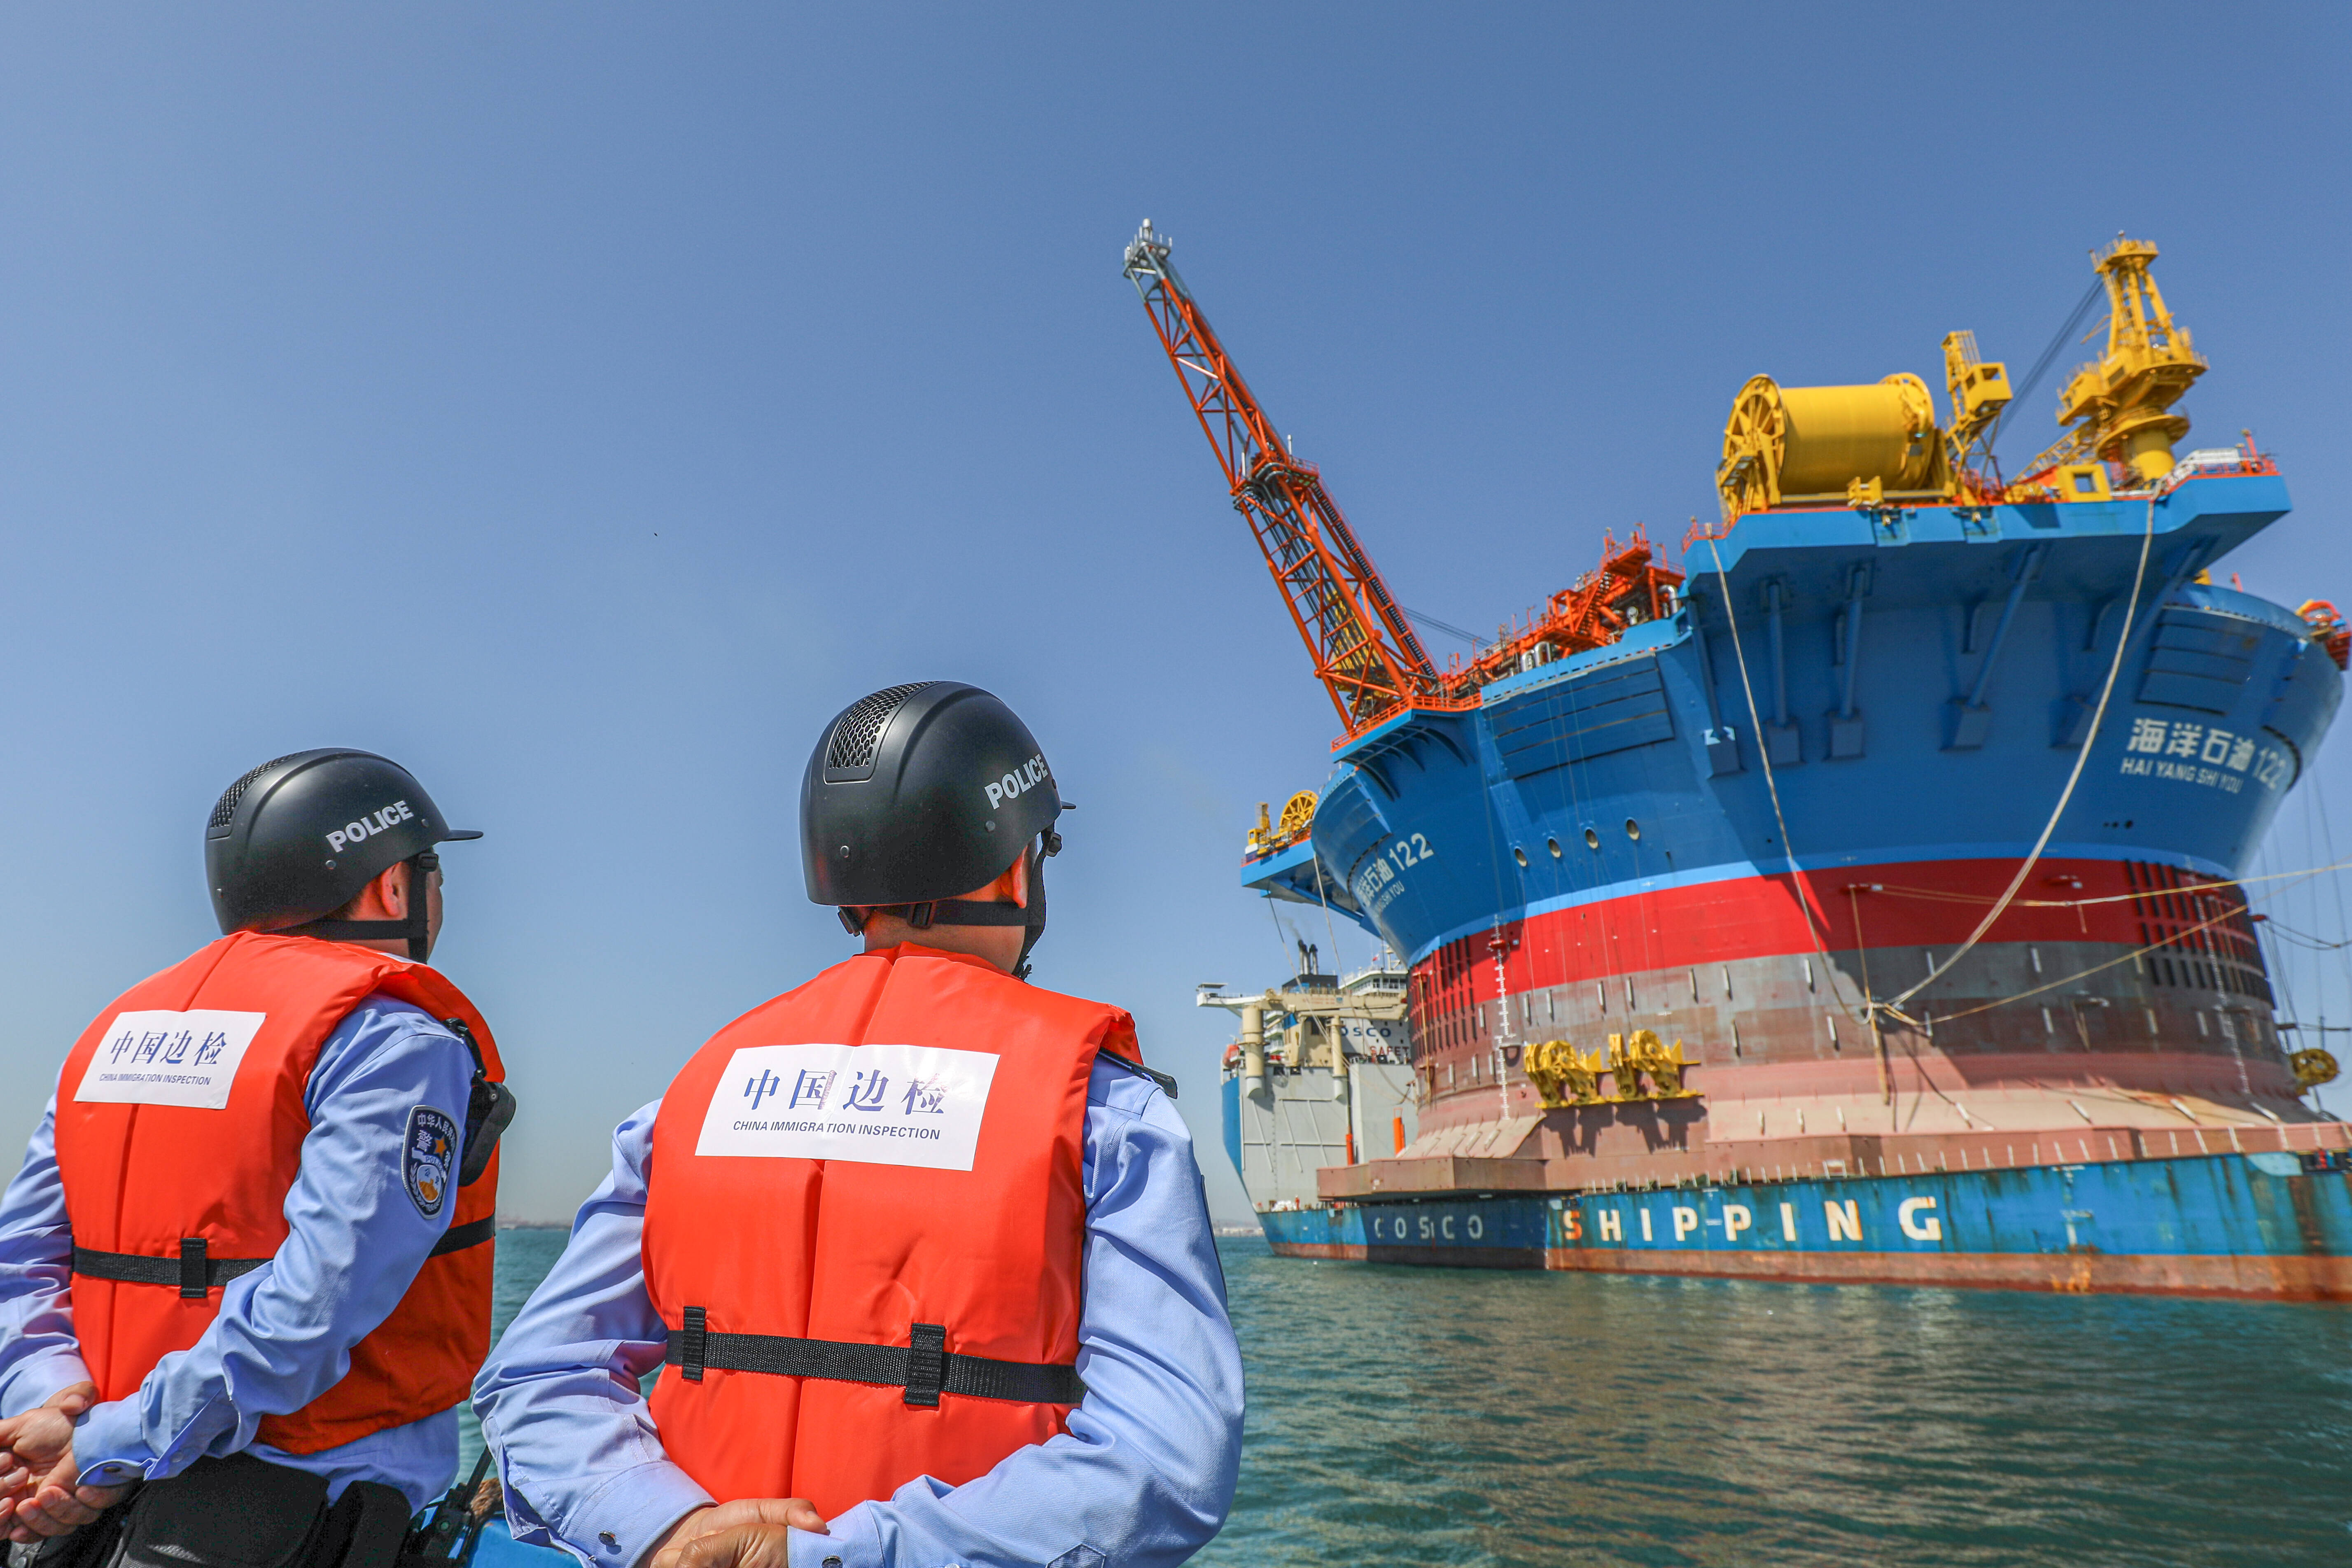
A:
208 753 310 837
825 684 931 778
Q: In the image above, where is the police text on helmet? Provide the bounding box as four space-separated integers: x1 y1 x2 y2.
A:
326 801 415 854
983 756 1050 811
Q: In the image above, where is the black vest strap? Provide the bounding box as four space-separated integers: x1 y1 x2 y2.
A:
72 1217 493 1294
428 1215 497 1258
664 1312 1085 1407
72 1241 268 1295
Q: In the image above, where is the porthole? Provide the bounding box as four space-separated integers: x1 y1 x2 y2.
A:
1512 846 1528 868
1625 818 1641 841
1584 827 1601 850
1547 837 1562 858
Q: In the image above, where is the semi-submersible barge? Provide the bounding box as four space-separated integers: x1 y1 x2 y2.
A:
1124 225 2352 1297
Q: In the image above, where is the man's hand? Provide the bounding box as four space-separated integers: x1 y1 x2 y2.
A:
0 1384 132 1542
654 1522 806 1568
646 1498 826 1568
0 1381 96 1510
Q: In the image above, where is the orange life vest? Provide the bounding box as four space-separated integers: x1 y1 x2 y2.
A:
641 943 1140 1517
51 930 503 1454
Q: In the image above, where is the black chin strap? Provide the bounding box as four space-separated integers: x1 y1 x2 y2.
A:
900 900 1034 930
1013 839 1050 980
837 897 1029 935
840 833 1055 982
285 854 435 960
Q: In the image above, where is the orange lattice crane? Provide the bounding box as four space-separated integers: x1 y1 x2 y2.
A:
1123 222 1447 735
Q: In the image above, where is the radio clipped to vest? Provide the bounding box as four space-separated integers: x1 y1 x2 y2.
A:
439 1017 514 1186
397 1449 500 1568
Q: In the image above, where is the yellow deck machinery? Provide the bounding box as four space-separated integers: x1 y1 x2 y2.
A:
1716 373 1953 516
2020 236 2207 484
1715 237 2207 521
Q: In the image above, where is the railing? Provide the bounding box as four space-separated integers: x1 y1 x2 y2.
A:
1325 692 1483 751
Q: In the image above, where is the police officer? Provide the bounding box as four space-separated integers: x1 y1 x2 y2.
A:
476 683 1243 1568
0 749 511 1552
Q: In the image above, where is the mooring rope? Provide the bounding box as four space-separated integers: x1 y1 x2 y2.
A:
1881 494 2161 1013
1860 856 2352 910
1704 534 1870 1027
1881 860 2343 1027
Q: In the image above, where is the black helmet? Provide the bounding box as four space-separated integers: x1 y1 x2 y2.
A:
802 682 1065 976
206 749 483 960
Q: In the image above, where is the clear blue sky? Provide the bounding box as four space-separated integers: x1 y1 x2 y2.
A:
2 4 2346 1223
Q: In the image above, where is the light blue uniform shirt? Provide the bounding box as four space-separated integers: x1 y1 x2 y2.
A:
475 1055 1243 1568
0 996 478 1512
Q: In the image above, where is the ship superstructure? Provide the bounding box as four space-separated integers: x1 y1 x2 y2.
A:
1198 952 1417 1211
1128 225 2352 1296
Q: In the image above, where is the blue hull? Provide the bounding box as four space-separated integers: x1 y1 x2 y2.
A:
1254 477 2337 967
1255 1150 2352 1297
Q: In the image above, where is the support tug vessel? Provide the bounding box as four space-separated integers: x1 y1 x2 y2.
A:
1125 224 2352 1298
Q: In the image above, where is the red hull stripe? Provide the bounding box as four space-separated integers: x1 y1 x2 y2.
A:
1268 1242 2352 1300
1424 856 2240 993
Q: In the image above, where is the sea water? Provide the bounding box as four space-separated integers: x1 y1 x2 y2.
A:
478 1228 2352 1565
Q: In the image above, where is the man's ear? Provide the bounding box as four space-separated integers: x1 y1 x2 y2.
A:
371 861 408 919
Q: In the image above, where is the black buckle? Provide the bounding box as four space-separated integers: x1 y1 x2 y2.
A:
681 1306 708 1383
904 902 936 931
178 1237 208 1298
904 1323 946 1408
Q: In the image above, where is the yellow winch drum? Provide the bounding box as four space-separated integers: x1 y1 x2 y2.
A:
1717 373 1948 514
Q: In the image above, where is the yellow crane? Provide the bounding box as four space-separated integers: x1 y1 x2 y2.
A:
2017 235 2207 484
1941 329 2013 478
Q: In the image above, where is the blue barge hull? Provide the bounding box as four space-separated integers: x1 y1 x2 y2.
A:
1256 1151 2352 1298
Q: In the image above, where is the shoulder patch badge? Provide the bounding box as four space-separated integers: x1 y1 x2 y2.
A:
404 1106 461 1219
